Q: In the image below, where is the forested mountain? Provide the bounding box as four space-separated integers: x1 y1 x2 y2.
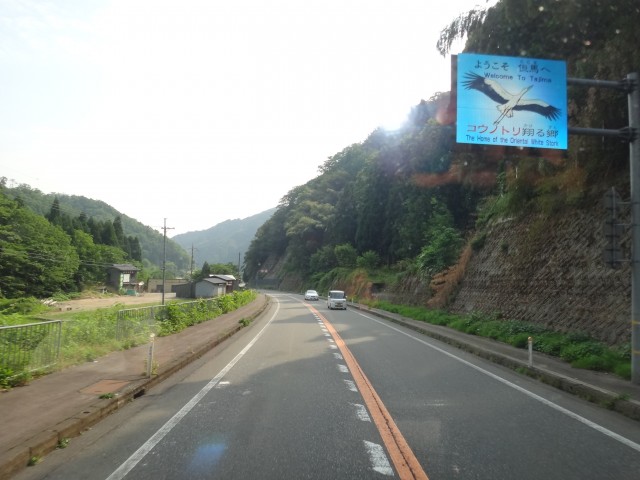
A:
243 0 639 295
1 180 191 297
172 208 276 268
2 182 190 270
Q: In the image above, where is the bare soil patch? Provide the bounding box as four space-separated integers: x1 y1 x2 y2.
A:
53 293 177 312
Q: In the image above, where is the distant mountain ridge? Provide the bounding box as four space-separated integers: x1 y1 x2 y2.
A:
3 182 274 273
172 208 276 267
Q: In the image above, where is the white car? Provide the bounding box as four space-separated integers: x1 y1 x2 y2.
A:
327 290 347 310
304 289 319 301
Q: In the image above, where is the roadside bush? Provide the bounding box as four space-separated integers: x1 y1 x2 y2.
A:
369 301 630 379
508 333 531 349
427 310 458 326
533 333 569 356
0 297 47 316
571 354 616 372
559 341 605 363
475 320 504 340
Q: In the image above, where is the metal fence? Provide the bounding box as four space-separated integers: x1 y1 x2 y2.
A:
0 320 63 374
116 305 165 341
1 297 229 377
115 298 223 340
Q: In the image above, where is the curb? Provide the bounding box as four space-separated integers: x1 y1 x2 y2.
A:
355 304 640 422
0 296 270 480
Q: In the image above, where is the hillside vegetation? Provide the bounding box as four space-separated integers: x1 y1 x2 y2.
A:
172 208 276 265
0 180 191 297
243 0 639 346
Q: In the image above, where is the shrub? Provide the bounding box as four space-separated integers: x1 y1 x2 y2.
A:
508 333 531 349
571 355 615 372
529 333 567 356
559 341 605 363
613 362 632 380
470 232 487 251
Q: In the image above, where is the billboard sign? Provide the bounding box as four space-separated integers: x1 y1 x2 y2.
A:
456 53 567 149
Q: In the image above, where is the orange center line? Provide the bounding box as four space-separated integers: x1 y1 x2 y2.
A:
314 308 429 480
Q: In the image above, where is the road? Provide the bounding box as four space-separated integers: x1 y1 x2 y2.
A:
16 293 640 479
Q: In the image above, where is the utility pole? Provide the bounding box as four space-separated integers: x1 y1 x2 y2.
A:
161 218 175 305
190 244 196 279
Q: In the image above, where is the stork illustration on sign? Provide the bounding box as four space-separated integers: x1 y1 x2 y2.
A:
462 71 561 125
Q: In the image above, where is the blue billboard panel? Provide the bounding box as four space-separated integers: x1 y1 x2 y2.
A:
456 53 567 149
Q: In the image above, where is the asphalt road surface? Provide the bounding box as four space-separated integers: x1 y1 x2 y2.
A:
16 293 640 479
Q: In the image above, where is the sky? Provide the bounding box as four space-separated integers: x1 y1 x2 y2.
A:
1 0 495 237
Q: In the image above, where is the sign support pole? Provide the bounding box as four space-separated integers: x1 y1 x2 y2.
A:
567 74 639 383
628 72 640 384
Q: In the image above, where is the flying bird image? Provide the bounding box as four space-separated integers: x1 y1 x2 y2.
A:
462 71 561 125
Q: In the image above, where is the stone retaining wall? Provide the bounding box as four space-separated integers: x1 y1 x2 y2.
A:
448 203 631 346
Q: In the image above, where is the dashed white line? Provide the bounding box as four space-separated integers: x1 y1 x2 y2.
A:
344 379 358 392
364 440 395 476
351 403 372 422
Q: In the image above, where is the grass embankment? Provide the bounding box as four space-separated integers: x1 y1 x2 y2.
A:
366 300 631 380
0 290 258 388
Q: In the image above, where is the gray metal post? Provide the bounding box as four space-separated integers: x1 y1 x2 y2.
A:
629 72 640 384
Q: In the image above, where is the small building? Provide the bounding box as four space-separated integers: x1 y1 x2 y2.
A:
106 264 140 293
195 277 227 298
175 274 239 299
147 278 188 294
208 274 237 293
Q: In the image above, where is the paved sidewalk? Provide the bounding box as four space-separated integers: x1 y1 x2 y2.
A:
0 295 270 480
2 295 640 479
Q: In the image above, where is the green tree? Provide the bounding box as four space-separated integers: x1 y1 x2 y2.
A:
416 202 464 276
334 243 357 268
309 245 337 275
113 216 125 249
101 220 119 247
356 250 380 270
46 197 62 226
127 236 142 261
0 193 80 297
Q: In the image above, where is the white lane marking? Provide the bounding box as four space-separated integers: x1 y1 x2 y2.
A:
337 364 349 373
333 352 344 360
329 344 338 349
106 301 281 480
215 381 230 389
351 403 372 422
344 379 358 392
356 311 640 453
363 440 394 476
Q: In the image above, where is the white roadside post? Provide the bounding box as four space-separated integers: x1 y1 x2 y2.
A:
147 333 155 378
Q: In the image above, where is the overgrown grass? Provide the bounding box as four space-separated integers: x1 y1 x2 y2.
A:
367 300 631 380
156 290 256 336
0 290 258 385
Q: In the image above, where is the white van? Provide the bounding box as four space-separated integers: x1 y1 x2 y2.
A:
327 290 347 310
